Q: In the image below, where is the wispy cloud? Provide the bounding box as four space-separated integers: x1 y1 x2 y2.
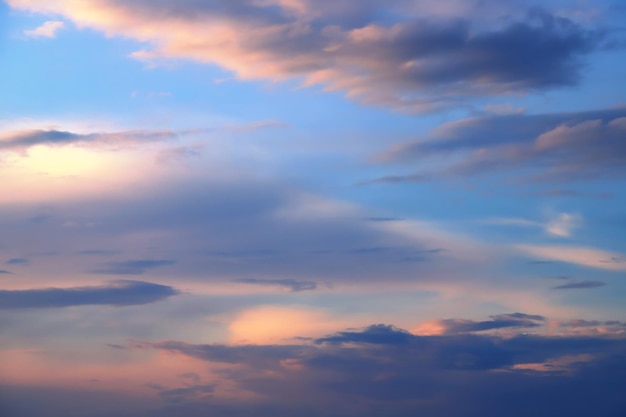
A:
413 313 546 335
24 20 65 38
481 212 582 237
91 260 177 275
517 245 626 271
552 280 606 290
233 278 318 292
5 258 29 265
0 280 179 309
0 128 177 152
374 108 626 183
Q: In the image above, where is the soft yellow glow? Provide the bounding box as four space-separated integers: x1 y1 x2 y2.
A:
19 145 106 176
229 306 351 344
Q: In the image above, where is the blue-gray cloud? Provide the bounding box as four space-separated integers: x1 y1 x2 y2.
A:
0 129 177 152
552 280 606 289
137 321 626 417
5 258 28 265
91 260 177 275
233 278 318 292
374 107 626 183
0 280 178 309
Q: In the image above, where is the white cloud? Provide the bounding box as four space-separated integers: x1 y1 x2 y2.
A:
545 213 582 237
482 212 582 238
24 20 65 38
517 245 626 271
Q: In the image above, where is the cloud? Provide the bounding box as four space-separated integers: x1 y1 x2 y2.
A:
0 269 13 274
0 176 484 286
156 144 205 164
517 245 626 271
233 278 318 292
545 213 582 237
375 107 626 182
0 280 178 309
316 324 415 345
76 250 121 256
5 258 28 265
438 313 546 334
552 280 606 290
6 1 606 112
155 384 216 404
91 260 177 275
526 189 613 198
0 128 178 153
551 319 626 336
413 313 546 335
135 321 626 417
480 212 582 237
24 20 65 38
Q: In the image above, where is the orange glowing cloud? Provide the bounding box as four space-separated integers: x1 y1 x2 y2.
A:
228 305 354 345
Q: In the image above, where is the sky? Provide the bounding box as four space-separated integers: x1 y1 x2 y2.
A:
1 1 626 416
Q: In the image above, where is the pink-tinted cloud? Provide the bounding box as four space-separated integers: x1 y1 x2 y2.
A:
7 0 605 111
23 20 65 38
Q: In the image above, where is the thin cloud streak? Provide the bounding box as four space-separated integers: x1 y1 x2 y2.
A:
0 280 179 309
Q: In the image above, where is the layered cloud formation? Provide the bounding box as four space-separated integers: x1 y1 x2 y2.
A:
2 1 626 417
375 107 626 182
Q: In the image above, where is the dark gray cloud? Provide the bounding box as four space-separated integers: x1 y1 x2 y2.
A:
375 107 626 182
91 260 177 275
0 269 12 274
233 278 318 292
0 280 178 309
552 280 606 289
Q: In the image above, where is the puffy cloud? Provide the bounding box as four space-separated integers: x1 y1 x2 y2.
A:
6 0 606 111
0 280 178 309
